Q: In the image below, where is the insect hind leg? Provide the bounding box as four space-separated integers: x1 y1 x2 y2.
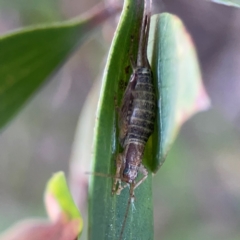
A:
112 153 124 195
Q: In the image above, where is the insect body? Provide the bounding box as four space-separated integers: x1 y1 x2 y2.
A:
113 0 155 201
113 67 155 198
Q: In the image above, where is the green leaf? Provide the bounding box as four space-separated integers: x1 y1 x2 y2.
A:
45 172 83 235
148 13 210 172
210 0 240 7
89 1 153 240
0 172 82 240
0 3 120 131
89 7 210 240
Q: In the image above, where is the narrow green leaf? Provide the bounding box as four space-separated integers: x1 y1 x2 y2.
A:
210 0 240 7
89 0 153 240
89 6 210 240
0 3 120 130
89 4 209 240
148 13 210 172
45 172 83 235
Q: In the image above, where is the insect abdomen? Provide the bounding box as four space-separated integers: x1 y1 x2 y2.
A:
126 67 155 145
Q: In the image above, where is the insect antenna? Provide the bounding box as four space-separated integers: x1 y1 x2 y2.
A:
85 171 119 180
119 183 135 240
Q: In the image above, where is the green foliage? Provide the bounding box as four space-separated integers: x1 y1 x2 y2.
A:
0 1 210 239
89 1 153 239
211 0 240 7
149 14 210 172
45 172 83 233
0 172 82 240
0 6 113 131
89 2 209 240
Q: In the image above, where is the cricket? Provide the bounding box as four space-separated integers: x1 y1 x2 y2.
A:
113 0 156 238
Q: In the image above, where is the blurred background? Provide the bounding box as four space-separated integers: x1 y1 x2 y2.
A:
0 0 240 240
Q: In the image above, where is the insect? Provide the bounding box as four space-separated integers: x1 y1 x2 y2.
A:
113 0 155 238
113 0 155 201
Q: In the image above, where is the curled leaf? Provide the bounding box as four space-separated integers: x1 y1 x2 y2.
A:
44 172 83 234
89 0 153 240
148 13 211 172
0 172 82 240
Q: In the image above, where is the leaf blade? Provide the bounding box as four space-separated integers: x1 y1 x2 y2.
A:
89 1 154 240
45 172 83 235
210 0 240 7
0 3 120 130
148 13 210 172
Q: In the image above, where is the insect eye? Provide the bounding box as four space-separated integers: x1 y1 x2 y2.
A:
123 168 130 175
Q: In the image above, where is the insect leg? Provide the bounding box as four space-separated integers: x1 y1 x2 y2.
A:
112 153 124 194
134 164 148 190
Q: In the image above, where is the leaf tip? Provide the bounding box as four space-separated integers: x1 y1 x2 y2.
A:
44 171 83 235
